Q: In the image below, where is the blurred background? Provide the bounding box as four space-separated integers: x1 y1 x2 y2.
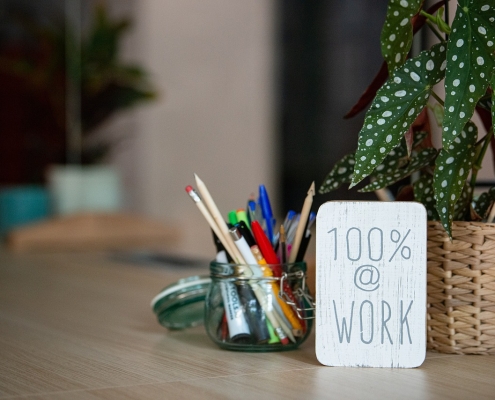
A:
2 0 489 259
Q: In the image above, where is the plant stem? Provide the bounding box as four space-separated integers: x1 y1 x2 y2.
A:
431 90 444 106
425 20 446 42
470 127 494 189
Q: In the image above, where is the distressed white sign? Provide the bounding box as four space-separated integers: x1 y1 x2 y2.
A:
316 201 426 368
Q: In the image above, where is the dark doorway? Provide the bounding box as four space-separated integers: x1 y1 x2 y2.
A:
277 0 389 212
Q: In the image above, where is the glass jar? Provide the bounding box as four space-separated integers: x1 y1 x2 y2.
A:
206 261 314 351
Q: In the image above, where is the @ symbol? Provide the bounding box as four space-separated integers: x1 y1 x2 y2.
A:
354 265 380 292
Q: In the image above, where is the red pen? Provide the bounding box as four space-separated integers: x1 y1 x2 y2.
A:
251 221 280 272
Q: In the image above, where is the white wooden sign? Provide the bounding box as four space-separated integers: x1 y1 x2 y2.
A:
315 201 426 368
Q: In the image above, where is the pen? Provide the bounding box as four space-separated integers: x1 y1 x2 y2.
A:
247 198 257 224
259 184 275 244
307 211 316 230
295 231 311 263
283 210 296 232
286 214 300 246
288 182 315 263
279 224 287 264
236 221 256 247
251 220 280 266
236 281 270 344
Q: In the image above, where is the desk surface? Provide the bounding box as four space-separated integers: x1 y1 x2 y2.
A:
1 251 494 400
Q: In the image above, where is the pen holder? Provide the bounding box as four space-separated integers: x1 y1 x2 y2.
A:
206 261 314 351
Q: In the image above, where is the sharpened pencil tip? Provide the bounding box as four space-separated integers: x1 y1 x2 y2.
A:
308 181 315 195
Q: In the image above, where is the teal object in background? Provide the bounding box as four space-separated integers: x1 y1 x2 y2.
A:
0 186 50 237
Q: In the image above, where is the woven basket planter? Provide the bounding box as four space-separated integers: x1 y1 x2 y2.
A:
427 221 495 354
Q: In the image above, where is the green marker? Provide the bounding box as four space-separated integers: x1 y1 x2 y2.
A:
228 210 238 226
236 209 250 230
266 319 280 344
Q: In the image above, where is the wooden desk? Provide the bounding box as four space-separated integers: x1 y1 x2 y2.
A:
1 251 494 399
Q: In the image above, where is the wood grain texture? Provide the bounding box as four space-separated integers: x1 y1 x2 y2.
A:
316 202 427 367
0 250 494 399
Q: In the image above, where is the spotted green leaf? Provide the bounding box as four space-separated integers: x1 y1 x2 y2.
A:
350 43 447 187
380 0 422 72
442 0 495 148
371 140 408 176
412 130 429 147
413 174 439 220
434 121 478 236
473 187 495 219
477 89 492 112
360 148 437 192
370 132 428 177
454 184 473 221
369 130 428 177
319 153 355 194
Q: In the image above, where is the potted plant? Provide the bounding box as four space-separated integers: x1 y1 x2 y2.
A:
319 0 494 354
0 4 156 215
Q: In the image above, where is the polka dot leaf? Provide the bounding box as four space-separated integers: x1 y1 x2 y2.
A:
454 184 473 221
350 43 447 188
442 0 495 148
434 121 478 237
380 0 422 72
318 153 355 194
360 148 437 192
413 174 439 221
370 137 409 177
411 130 429 148
473 187 495 220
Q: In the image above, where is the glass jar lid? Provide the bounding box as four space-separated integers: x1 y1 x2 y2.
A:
151 275 211 330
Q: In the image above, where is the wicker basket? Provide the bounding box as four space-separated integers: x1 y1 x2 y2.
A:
427 221 495 354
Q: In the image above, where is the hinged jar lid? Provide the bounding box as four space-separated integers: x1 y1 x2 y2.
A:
151 275 211 330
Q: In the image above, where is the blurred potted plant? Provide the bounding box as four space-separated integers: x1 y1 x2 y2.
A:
0 4 156 214
320 0 495 354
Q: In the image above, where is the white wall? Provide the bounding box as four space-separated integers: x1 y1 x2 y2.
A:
116 0 277 258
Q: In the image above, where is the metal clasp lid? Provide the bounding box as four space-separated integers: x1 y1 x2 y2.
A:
279 271 315 320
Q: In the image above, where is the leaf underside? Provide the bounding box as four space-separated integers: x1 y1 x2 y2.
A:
434 121 478 236
473 187 495 219
320 130 430 194
413 174 439 220
319 153 355 193
360 148 437 192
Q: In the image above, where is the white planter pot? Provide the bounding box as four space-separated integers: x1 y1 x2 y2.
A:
48 165 122 215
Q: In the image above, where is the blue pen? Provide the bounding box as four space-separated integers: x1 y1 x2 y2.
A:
247 199 257 224
283 210 296 232
307 211 316 230
258 185 275 244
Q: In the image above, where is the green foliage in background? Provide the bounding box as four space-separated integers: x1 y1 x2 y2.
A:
0 4 156 164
